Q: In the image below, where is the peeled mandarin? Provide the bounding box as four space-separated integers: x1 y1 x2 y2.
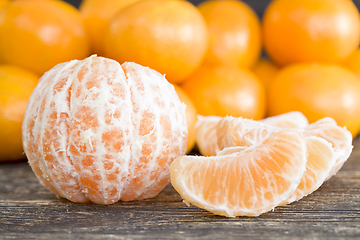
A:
22 55 188 204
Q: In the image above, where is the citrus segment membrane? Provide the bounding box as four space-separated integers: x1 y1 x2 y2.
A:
171 130 307 217
194 115 221 156
281 136 335 205
195 111 307 157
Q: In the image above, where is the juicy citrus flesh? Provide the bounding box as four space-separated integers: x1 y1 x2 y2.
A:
194 115 222 156
217 116 352 178
22 55 187 204
0 0 90 75
215 116 352 204
171 130 308 217
195 111 308 156
0 64 39 161
304 117 353 179
268 63 360 137
263 0 360 66
181 64 265 119
104 0 208 84
198 0 261 68
282 136 335 205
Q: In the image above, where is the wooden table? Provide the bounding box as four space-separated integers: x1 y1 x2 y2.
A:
1 139 360 239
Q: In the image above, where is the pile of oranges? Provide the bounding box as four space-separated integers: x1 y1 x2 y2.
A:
2 0 360 161
0 0 359 216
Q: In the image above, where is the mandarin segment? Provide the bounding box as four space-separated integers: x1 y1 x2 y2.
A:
171 130 308 217
304 118 353 179
195 111 308 157
214 115 352 206
22 55 187 204
194 115 222 156
282 136 335 205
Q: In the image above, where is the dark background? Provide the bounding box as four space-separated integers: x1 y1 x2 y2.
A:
66 0 360 19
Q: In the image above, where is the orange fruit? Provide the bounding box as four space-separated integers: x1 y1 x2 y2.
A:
79 0 140 55
268 63 360 137
104 0 208 84
263 0 360 66
170 130 308 217
0 0 9 10
22 55 187 204
198 0 261 68
343 48 360 78
252 58 280 88
0 0 90 75
0 65 39 162
181 64 266 119
173 84 197 153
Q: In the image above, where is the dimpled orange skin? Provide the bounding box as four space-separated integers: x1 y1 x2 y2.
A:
263 0 360 66
0 0 90 75
268 63 360 137
0 65 39 162
22 55 187 204
181 64 266 119
79 0 141 55
104 0 208 84
198 0 261 68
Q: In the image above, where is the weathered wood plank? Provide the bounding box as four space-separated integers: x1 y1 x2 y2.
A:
1 140 360 239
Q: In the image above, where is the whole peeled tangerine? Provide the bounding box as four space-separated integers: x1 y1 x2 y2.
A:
22 55 188 204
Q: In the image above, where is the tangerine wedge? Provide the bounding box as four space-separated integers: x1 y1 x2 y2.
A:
195 111 308 156
304 118 353 179
216 116 352 205
170 130 308 217
194 115 221 156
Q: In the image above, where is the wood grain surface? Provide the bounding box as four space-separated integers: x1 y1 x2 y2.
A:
1 139 360 239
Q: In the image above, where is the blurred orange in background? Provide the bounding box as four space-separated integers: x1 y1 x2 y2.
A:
252 58 280 89
198 0 261 69
268 63 360 137
343 49 360 78
79 0 140 55
263 0 360 66
0 0 90 75
104 0 208 84
181 64 266 120
173 84 198 153
0 0 9 10
0 65 39 162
